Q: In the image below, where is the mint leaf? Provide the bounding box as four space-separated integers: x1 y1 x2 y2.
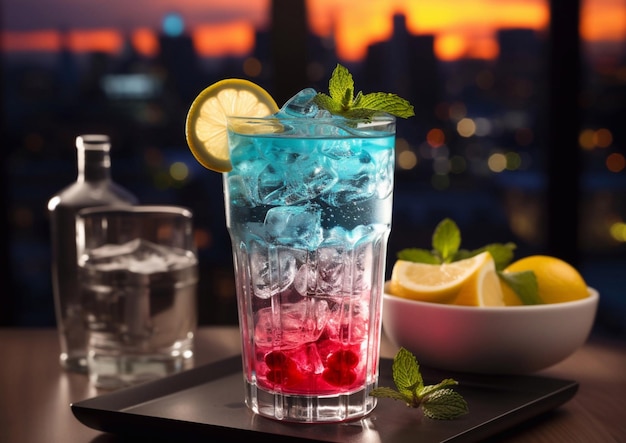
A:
432 218 461 263
481 243 516 270
396 219 517 271
422 389 469 420
397 248 441 264
312 93 342 115
354 92 415 119
328 63 354 105
370 348 468 419
369 386 411 403
392 347 423 396
499 270 543 305
314 64 415 120
464 242 516 271
419 378 459 397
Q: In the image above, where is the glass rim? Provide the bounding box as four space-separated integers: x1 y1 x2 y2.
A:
226 113 396 137
226 112 396 123
76 205 193 219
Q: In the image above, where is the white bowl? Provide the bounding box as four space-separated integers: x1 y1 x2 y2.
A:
382 283 599 374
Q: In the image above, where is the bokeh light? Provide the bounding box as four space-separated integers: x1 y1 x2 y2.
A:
606 152 625 173
610 222 626 243
505 151 522 170
595 128 613 148
579 127 614 150
162 13 185 37
243 57 263 77
448 102 467 120
457 118 476 137
474 117 492 136
397 150 418 170
487 152 507 172
169 161 189 181
579 128 595 149
426 128 445 147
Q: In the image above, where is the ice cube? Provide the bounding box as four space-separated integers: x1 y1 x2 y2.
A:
294 226 380 298
86 239 194 274
254 299 330 349
292 244 350 298
289 343 324 374
249 241 298 299
324 298 370 344
291 155 338 201
274 89 355 138
258 162 295 205
260 153 339 205
321 150 377 206
264 205 323 249
226 174 257 207
278 88 319 118
320 139 363 160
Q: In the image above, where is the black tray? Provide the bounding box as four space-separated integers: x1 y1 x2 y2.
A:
71 355 578 443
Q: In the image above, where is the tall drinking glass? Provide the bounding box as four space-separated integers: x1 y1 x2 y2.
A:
224 113 396 422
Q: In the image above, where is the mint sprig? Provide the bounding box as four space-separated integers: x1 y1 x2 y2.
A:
498 270 543 305
314 64 415 120
397 218 542 305
370 348 469 420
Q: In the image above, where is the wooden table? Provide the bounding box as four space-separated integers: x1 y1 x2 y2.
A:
1 327 624 443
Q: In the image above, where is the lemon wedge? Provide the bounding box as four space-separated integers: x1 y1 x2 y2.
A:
389 252 496 304
185 78 279 172
452 252 504 307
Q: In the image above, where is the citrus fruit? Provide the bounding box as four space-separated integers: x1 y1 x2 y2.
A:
185 78 279 172
501 282 524 306
388 251 497 304
502 255 588 304
452 253 504 307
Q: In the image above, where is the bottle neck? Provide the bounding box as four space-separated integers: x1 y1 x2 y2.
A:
77 147 113 182
76 135 113 183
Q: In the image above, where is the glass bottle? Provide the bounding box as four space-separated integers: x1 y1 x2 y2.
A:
48 134 139 372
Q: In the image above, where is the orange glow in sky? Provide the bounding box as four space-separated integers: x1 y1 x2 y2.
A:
132 28 160 57
307 0 549 60
2 29 123 54
2 31 63 52
1 0 625 62
67 29 124 53
192 21 255 57
581 0 626 42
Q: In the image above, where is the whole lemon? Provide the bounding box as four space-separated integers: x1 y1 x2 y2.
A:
502 255 589 304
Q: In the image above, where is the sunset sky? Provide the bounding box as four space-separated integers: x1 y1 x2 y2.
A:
2 0 625 61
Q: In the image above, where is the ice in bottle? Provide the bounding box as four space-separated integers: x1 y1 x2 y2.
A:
48 134 138 372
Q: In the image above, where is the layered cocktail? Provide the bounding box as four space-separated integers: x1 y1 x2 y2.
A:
185 66 412 422
226 97 394 420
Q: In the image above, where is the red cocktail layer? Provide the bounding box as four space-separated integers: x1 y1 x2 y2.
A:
246 294 379 395
254 338 368 395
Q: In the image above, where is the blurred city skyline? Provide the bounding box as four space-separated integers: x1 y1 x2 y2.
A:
1 0 625 335
2 0 625 61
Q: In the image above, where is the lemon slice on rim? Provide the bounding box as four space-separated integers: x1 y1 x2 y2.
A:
185 78 279 172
